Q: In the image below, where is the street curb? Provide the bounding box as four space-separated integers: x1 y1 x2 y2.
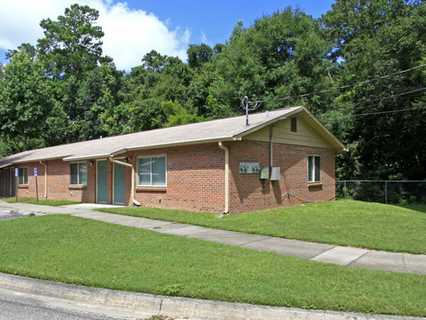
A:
0 272 424 320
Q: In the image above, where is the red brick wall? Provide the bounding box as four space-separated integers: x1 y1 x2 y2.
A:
129 143 225 212
228 140 336 212
16 160 96 203
11 140 335 213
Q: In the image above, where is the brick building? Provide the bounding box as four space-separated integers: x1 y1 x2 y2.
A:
0 107 344 213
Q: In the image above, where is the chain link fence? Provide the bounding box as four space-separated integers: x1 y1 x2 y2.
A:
336 180 426 204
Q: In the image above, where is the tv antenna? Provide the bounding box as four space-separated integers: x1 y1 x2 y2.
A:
241 96 261 126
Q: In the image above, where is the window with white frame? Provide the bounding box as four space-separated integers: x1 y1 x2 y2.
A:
307 155 320 182
18 167 28 185
70 162 87 185
138 155 166 187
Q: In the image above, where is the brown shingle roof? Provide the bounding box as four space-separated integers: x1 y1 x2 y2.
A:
0 106 343 168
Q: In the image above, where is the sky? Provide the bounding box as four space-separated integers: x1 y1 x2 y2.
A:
0 0 334 70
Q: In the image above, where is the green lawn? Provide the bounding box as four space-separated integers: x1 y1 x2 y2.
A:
99 200 426 254
1 197 80 206
0 215 425 317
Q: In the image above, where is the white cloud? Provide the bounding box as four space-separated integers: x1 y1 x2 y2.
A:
200 32 208 44
0 0 190 70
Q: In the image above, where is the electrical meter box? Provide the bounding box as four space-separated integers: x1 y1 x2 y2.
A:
260 167 281 180
260 167 269 180
270 167 281 181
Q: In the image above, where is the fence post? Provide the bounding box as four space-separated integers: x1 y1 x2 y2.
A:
384 181 388 204
343 181 347 199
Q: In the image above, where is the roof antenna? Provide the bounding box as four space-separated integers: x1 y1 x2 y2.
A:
241 96 261 126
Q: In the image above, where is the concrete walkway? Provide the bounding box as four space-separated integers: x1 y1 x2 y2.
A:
0 272 423 320
1 200 425 275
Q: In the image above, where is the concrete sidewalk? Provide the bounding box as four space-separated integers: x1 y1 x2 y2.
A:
0 272 423 320
1 200 425 275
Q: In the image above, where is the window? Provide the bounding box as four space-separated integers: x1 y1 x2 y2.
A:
70 163 87 185
307 155 320 182
18 168 28 185
290 117 297 132
138 156 166 187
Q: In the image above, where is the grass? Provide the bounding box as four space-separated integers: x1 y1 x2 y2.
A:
0 215 425 317
99 200 426 254
1 197 80 206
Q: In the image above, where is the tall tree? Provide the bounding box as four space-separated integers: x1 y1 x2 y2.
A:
36 4 120 143
323 0 426 179
102 50 200 134
189 9 335 119
187 44 214 69
0 48 51 152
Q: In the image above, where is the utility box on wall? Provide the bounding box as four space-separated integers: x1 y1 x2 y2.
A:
260 167 269 180
260 167 281 181
270 167 280 181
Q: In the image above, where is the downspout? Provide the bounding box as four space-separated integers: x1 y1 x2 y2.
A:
268 126 273 179
39 161 47 198
109 156 140 207
218 142 230 214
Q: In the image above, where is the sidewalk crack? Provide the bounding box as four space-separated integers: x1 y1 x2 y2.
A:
240 236 271 247
158 298 163 314
347 250 370 266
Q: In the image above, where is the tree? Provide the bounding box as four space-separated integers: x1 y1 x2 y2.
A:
0 48 51 152
187 44 213 69
36 4 118 143
189 9 335 120
323 0 426 179
102 50 199 134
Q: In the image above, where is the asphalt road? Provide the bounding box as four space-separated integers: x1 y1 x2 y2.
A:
0 298 120 320
0 288 147 320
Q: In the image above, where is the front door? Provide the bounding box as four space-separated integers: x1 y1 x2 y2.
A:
96 160 108 204
113 163 126 205
10 168 15 197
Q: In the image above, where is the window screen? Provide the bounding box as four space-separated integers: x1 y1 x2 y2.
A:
18 168 28 185
138 156 166 186
70 163 87 185
308 156 320 182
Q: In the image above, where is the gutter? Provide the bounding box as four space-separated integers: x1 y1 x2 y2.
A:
268 126 273 179
108 157 140 207
218 142 230 214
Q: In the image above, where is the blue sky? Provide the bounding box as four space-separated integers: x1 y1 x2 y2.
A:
123 0 334 45
0 0 335 69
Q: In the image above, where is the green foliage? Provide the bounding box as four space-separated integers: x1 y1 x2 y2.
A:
0 2 424 180
0 48 51 151
187 43 214 68
322 0 426 179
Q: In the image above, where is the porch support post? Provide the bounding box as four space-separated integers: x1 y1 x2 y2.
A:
109 156 139 207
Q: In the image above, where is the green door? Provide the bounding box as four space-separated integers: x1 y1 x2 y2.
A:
96 160 108 204
113 163 126 205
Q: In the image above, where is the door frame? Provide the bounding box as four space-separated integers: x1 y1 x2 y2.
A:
10 167 15 197
112 158 126 205
96 159 109 204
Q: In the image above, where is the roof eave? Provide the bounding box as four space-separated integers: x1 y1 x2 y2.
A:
124 136 237 153
63 154 112 162
63 137 238 162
